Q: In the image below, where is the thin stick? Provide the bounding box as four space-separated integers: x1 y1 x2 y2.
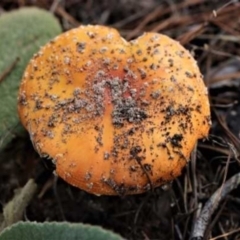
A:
190 172 240 239
210 227 240 240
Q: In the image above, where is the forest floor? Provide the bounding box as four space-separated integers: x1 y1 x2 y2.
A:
1 1 240 239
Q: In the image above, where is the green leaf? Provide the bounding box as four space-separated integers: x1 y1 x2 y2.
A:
0 179 37 231
0 221 124 240
0 7 62 150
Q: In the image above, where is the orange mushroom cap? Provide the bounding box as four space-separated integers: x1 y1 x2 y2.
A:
18 25 211 195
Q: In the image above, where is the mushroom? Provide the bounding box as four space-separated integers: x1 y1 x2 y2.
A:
18 25 211 195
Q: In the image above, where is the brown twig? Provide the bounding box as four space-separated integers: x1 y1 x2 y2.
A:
210 227 240 240
190 172 240 239
55 5 80 27
208 71 240 85
126 0 207 40
214 109 240 158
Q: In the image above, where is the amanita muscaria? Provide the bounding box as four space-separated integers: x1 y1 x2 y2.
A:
18 25 211 195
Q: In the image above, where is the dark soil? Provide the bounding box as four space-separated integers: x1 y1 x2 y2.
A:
1 1 240 239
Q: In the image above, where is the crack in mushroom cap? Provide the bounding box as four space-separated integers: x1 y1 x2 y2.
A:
18 25 211 195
